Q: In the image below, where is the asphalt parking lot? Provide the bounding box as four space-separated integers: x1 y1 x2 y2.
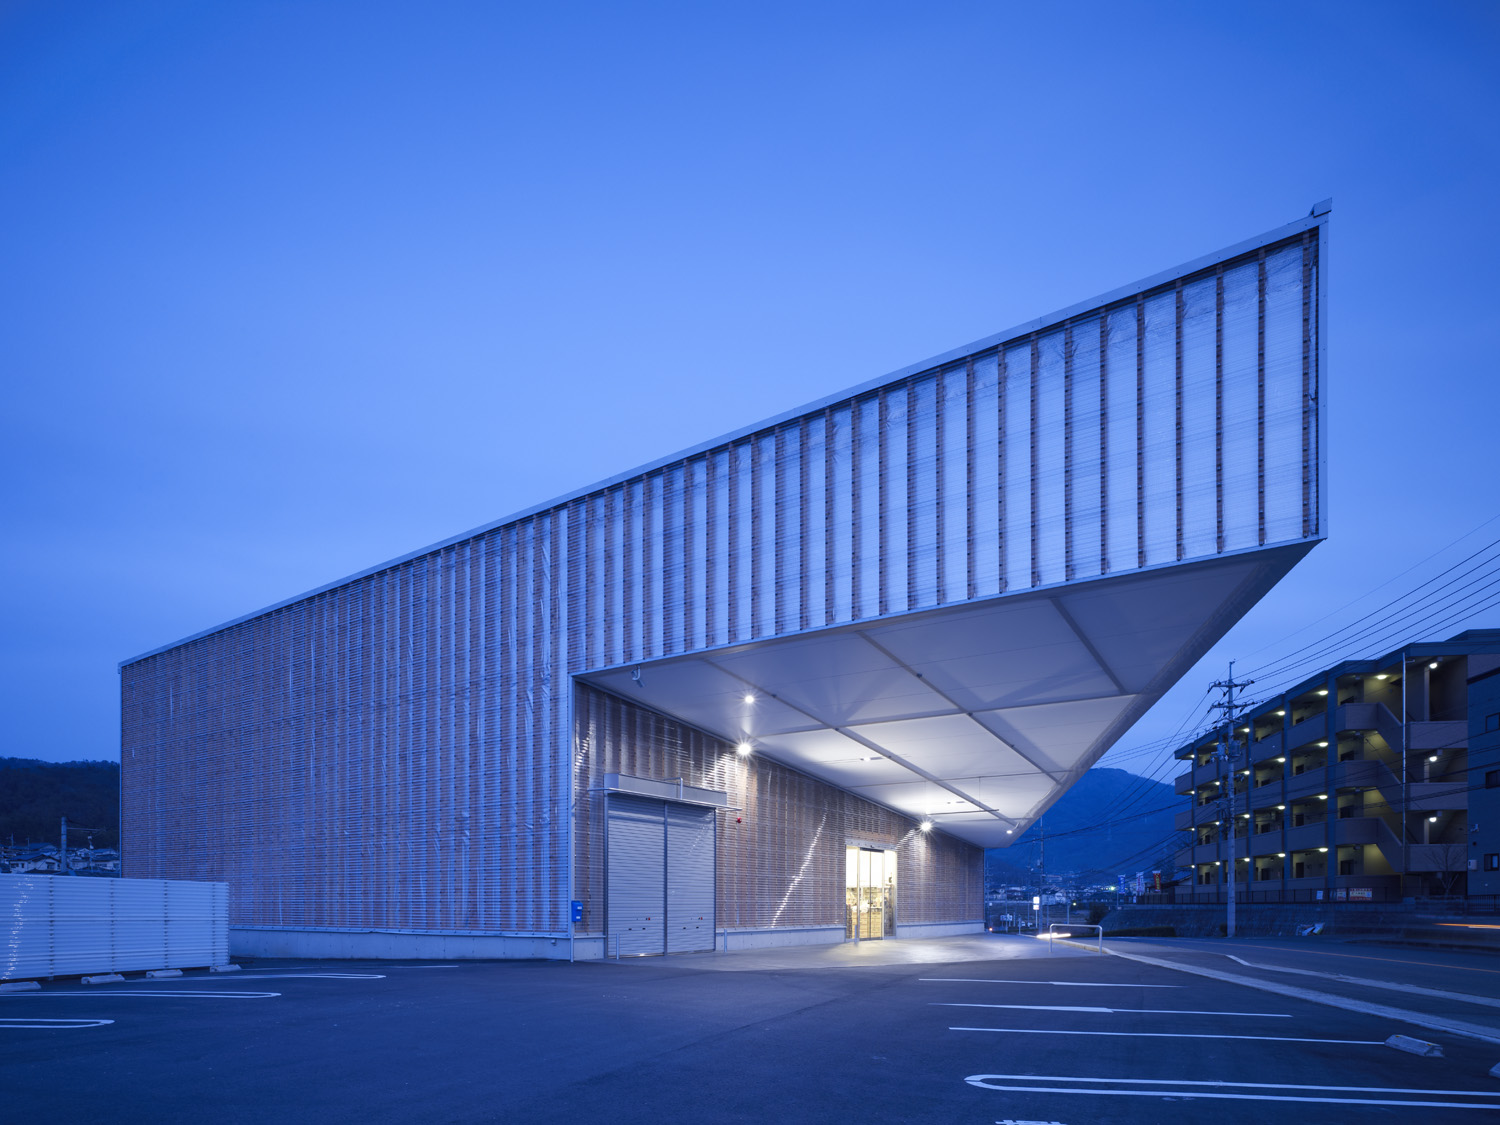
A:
5 934 1500 1123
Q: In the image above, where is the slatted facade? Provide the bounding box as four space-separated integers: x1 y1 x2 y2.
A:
120 219 1323 943
575 684 979 936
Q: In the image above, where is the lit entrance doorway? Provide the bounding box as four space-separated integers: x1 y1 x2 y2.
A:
845 846 896 940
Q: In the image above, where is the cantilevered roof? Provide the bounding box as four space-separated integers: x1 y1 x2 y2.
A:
582 545 1312 847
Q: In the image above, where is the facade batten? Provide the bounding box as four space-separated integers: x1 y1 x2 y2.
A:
122 209 1330 960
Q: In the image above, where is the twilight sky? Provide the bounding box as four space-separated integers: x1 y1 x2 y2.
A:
4 2 1499 780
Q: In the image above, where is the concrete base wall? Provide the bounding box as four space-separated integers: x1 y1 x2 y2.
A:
716 925 846 951
233 918 983 961
230 927 573 961
894 920 984 939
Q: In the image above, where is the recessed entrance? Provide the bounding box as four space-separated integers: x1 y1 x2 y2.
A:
845 846 896 940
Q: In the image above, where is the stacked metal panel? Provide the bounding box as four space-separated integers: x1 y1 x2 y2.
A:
0 873 227 980
121 219 1322 939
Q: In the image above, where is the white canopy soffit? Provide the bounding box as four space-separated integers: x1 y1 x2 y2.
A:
580 544 1311 848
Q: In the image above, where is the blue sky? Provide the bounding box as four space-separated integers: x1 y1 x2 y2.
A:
4 2 1499 774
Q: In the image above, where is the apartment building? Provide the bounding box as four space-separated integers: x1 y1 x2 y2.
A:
1174 630 1500 902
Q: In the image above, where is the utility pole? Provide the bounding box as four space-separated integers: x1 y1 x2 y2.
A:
1211 662 1255 938
60 815 69 876
1038 819 1046 931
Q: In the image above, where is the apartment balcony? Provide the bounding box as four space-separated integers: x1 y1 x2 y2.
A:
1409 782 1467 812
1244 834 1281 859
1246 785 1290 812
1285 821 1329 851
1248 731 1284 764
1190 761 1222 788
1286 767 1328 801
1327 758 1467 813
1410 721 1468 752
1285 715 1330 753
1174 803 1223 832
1189 842 1224 865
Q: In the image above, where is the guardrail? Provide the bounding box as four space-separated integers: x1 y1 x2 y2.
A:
1045 923 1103 954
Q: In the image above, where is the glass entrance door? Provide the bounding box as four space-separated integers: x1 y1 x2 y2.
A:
845 846 896 940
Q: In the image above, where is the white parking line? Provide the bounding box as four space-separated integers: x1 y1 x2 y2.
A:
974 1074 1500 1097
1103 944 1500 1046
972 1084 1498 1108
2 990 281 999
951 1026 1383 1044
965 1073 1500 1109
1221 954 1500 1011
937 1003 1291 1017
921 978 1180 988
238 973 386 980
0 1018 114 1029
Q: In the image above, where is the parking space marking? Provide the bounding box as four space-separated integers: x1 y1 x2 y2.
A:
1219 954 1500 1010
2 990 281 999
965 1073 1500 1109
949 1026 1384 1044
1 1018 115 1029
239 973 386 980
1106 944 1500 1046
937 1003 1290 1017
921 978 1180 988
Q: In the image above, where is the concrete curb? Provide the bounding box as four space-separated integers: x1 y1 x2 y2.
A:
1086 942 1500 1047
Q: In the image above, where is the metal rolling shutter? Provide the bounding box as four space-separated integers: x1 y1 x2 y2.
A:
665 803 715 953
607 795 666 956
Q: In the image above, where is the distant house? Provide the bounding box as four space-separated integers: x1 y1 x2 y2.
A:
11 848 60 874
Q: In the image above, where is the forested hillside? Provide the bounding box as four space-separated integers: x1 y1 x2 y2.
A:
0 758 118 848
986 767 1179 883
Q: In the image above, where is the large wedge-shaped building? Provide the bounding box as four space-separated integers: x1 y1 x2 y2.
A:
121 207 1329 958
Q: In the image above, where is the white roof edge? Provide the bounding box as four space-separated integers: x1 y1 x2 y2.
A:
120 206 1331 669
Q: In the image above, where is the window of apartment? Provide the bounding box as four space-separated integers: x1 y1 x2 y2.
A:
1486 712 1500 733
1486 854 1500 872
1487 770 1500 789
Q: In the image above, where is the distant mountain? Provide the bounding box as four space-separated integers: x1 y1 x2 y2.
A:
0 758 119 849
985 767 1180 884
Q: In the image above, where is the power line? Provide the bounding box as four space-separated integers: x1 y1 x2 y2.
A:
1241 510 1500 660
